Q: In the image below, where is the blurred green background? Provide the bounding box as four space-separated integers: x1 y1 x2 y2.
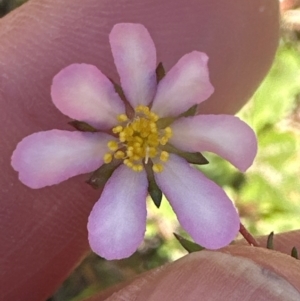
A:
1 1 300 300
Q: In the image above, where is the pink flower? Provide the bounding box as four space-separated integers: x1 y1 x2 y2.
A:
11 23 257 260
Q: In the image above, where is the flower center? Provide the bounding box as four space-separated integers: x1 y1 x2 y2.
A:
103 105 172 173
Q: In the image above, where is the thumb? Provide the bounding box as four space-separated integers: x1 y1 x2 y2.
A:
87 231 300 301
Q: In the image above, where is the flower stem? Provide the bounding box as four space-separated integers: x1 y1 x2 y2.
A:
239 222 260 247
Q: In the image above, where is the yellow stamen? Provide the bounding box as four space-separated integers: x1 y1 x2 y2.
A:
153 163 164 173
107 140 119 151
160 151 169 162
117 114 128 122
160 137 168 145
164 127 173 138
124 159 133 168
114 150 125 159
103 153 113 164
112 125 123 134
149 112 159 121
132 164 144 172
104 106 173 173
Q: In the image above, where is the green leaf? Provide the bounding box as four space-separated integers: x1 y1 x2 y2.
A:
266 231 274 249
174 233 205 253
240 45 300 131
258 131 297 170
68 120 98 132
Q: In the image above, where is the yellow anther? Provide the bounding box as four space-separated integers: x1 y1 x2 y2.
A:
142 106 150 113
148 147 157 158
132 164 144 172
105 105 173 171
107 140 119 151
135 105 143 112
103 153 113 164
133 142 141 148
124 127 134 136
150 112 159 121
148 133 158 141
114 150 125 159
132 155 141 161
132 121 140 131
150 122 157 128
160 137 168 145
126 149 134 157
124 159 133 168
112 125 123 134
141 131 149 138
164 127 173 138
134 136 143 144
117 114 128 122
160 151 169 162
153 163 164 173
150 128 158 134
140 119 148 128
119 132 126 142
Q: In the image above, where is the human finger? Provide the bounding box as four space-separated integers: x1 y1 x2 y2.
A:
0 0 279 300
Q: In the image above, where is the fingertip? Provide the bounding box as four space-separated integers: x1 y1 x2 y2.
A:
84 246 300 300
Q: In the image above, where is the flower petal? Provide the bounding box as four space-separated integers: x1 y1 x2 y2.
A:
109 23 157 108
155 154 239 249
170 115 257 172
88 165 148 260
51 64 125 130
151 51 214 117
11 130 114 188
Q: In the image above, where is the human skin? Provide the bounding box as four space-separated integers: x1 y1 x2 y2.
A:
86 231 300 301
0 0 281 300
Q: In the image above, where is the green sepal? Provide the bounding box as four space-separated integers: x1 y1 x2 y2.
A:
156 62 166 83
148 178 163 208
109 78 135 117
163 144 209 165
113 82 127 102
291 247 299 259
108 77 126 101
68 120 98 132
177 151 209 165
156 105 198 129
179 104 198 118
86 160 121 189
156 117 175 129
266 231 274 250
145 162 163 208
174 233 205 253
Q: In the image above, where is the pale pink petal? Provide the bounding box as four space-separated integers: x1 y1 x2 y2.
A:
151 51 214 117
51 64 125 130
155 154 240 249
110 23 157 108
170 115 257 172
88 165 148 260
11 130 114 189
